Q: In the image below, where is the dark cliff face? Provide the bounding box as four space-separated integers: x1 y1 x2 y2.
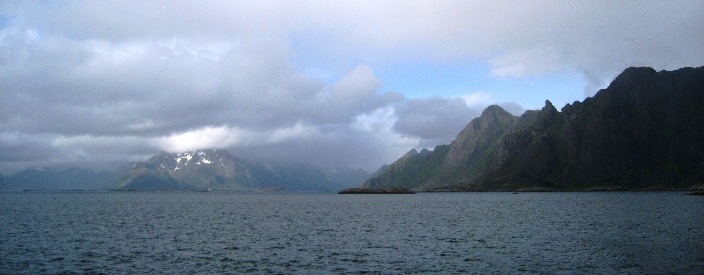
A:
483 101 563 190
364 66 704 191
551 66 704 189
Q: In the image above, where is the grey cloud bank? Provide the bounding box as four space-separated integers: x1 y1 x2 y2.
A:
1 1 702 174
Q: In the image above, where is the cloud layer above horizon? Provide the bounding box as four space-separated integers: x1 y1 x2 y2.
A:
1 1 703 174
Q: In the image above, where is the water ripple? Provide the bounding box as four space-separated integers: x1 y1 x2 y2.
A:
1 191 703 274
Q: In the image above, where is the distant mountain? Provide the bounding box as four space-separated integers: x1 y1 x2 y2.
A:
364 66 704 191
116 149 252 190
115 149 369 191
2 167 123 190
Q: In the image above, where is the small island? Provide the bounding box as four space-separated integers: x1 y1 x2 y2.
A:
338 187 416 194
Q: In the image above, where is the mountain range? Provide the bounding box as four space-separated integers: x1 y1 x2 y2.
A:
112 149 371 191
0 150 368 192
0 149 368 191
364 66 704 191
4 66 702 192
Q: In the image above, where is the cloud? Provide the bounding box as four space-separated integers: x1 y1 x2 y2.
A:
156 126 246 153
477 1 704 94
233 107 420 171
499 102 527 117
156 122 322 153
293 1 704 94
461 92 493 107
0 131 157 172
393 97 483 148
1 1 702 174
0 23 411 173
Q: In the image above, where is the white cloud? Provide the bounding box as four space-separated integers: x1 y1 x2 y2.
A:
332 65 381 101
269 122 320 144
461 92 493 107
350 107 421 166
155 126 248 153
155 122 322 153
351 107 396 133
489 46 566 78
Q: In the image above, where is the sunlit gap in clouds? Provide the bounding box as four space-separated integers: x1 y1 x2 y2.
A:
155 123 322 153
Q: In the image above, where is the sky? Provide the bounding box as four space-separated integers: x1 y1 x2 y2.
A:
1 1 703 174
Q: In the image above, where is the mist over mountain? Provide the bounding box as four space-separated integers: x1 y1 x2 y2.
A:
115 149 368 191
1 167 124 191
364 66 704 191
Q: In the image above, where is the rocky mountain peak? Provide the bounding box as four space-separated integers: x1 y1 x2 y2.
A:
400 148 419 159
606 66 658 91
542 100 556 112
481 104 508 116
418 148 432 156
444 104 517 167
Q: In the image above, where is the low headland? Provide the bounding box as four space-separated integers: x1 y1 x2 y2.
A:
338 187 416 194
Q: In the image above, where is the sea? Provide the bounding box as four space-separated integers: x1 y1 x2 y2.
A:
1 191 702 274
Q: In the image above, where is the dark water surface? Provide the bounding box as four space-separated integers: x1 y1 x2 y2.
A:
1 191 703 274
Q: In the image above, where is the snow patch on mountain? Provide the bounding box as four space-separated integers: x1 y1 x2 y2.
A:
199 158 212 164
